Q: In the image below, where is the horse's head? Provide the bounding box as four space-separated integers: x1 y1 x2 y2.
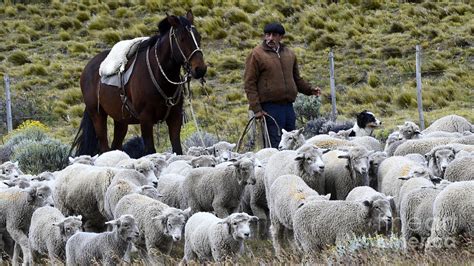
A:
165 11 207 79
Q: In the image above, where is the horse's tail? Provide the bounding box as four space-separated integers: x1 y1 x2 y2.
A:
69 110 99 157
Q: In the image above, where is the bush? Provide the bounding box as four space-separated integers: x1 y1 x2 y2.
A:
23 64 48 76
183 131 218 149
294 94 321 123
68 42 88 54
217 57 242 71
388 22 405 33
8 51 30 65
76 11 90 22
11 138 69 174
102 31 121 45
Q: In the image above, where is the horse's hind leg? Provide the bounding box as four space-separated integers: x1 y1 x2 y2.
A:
90 111 109 153
111 121 128 150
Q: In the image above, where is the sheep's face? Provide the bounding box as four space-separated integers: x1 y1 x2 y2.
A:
431 148 456 177
296 146 326 175
28 185 53 207
0 161 23 178
224 213 258 240
398 122 420 140
55 215 83 240
212 142 236 162
278 128 305 150
370 199 393 232
234 159 256 185
68 155 96 165
135 159 159 187
107 215 139 241
155 210 187 242
152 159 168 177
350 154 369 175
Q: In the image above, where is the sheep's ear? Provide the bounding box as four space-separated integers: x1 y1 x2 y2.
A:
424 152 432 161
281 129 288 134
105 219 120 227
362 200 372 208
249 216 259 222
386 196 394 201
14 161 20 168
294 153 305 161
27 186 37 203
52 220 66 235
68 157 75 164
232 160 241 168
321 148 331 154
3 180 14 187
397 125 403 130
430 176 442 184
182 208 192 220
414 130 421 135
297 128 304 135
230 143 236 150
323 193 331 200
217 217 232 235
398 176 410 180
92 154 99 160
75 215 83 221
338 154 350 160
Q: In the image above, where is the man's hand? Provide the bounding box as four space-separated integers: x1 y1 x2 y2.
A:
312 86 321 96
254 111 268 119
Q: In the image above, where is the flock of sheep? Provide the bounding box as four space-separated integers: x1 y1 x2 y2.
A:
0 114 473 264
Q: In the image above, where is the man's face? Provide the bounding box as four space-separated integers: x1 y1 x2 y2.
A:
264 32 282 49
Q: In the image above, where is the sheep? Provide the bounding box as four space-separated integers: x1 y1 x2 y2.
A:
398 121 421 140
115 157 157 182
240 166 267 220
384 131 406 156
254 148 279 164
113 193 190 261
425 181 474 250
54 164 125 232
186 146 209 156
209 141 237 162
346 186 394 234
183 157 256 218
305 134 357 150
404 153 427 166
94 150 131 167
156 174 187 209
323 146 371 200
68 155 97 165
400 186 444 249
293 199 390 253
278 128 305 150
424 145 458 178
104 168 160 220
444 155 474 181
397 177 435 211
2 176 31 189
143 153 168 177
0 184 53 265
423 131 465 138
393 137 454 156
0 161 23 179
265 144 327 196
422 114 472 134
162 155 217 177
28 206 83 264
65 214 139 265
349 136 383 152
268 174 330 254
183 212 257 263
368 151 388 189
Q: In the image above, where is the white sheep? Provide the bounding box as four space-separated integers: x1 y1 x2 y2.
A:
268 174 330 254
393 137 454 156
94 150 131 167
422 114 472 134
65 214 139 265
398 121 421 140
444 155 474 181
397 177 435 211
323 146 371 200
400 186 444 248
424 145 458 178
113 193 190 261
265 144 327 196
29 206 82 264
115 157 158 184
183 157 255 218
305 134 357 150
207 141 236 162
346 186 394 234
104 168 160 220
293 199 390 253
143 153 168 177
240 166 267 223
0 161 23 179
156 173 187 209
384 131 406 156
425 181 474 249
183 212 257 263
162 155 217 176
186 146 209 156
68 155 97 165
0 184 53 265
278 128 305 150
254 148 279 165
404 153 428 166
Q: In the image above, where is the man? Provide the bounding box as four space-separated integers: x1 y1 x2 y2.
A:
244 22 321 148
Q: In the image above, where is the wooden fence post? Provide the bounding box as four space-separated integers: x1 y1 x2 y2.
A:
329 50 337 121
415 45 425 130
4 75 13 133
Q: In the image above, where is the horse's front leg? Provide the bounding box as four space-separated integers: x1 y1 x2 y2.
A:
90 110 109 153
166 106 183 155
111 121 128 150
140 121 156 155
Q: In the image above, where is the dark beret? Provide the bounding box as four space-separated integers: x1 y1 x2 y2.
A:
263 22 285 35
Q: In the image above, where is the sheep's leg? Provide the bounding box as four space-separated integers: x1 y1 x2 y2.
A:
7 226 30 266
250 198 268 239
212 199 229 218
269 215 285 256
12 243 20 266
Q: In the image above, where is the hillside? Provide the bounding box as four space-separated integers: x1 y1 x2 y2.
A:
0 1 472 150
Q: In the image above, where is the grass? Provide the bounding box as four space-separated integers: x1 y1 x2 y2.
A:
0 1 472 150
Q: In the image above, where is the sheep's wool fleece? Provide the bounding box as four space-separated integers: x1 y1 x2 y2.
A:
99 37 149 77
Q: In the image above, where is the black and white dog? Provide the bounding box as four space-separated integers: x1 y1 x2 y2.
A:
305 110 382 137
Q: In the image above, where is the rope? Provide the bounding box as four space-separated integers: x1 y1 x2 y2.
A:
186 81 207 148
236 113 280 152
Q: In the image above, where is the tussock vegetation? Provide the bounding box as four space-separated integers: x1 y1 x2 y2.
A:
0 1 472 149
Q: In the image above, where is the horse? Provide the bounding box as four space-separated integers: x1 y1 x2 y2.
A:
71 11 206 156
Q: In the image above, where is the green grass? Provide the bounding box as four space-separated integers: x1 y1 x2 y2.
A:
0 1 472 150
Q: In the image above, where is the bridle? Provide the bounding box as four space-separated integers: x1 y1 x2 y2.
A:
150 25 203 86
145 23 203 110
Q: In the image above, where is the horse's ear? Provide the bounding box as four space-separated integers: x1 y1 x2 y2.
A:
167 15 180 27
186 10 194 24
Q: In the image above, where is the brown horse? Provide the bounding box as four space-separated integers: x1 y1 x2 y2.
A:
72 11 206 156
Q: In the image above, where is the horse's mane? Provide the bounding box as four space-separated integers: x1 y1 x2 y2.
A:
138 16 191 51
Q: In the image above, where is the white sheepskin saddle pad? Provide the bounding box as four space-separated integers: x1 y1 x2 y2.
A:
99 37 149 77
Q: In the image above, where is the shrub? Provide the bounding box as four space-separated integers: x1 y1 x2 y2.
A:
76 11 90 22
102 30 121 45
23 65 48 76
59 31 71 41
217 57 242 71
294 94 321 123
5 6 16 17
225 92 243 102
368 72 380 87
380 46 402 58
183 131 218 149
68 42 88 54
388 22 405 33
224 7 249 25
192 5 209 17
58 16 75 30
16 35 30 44
115 7 132 18
8 51 30 65
11 138 69 174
